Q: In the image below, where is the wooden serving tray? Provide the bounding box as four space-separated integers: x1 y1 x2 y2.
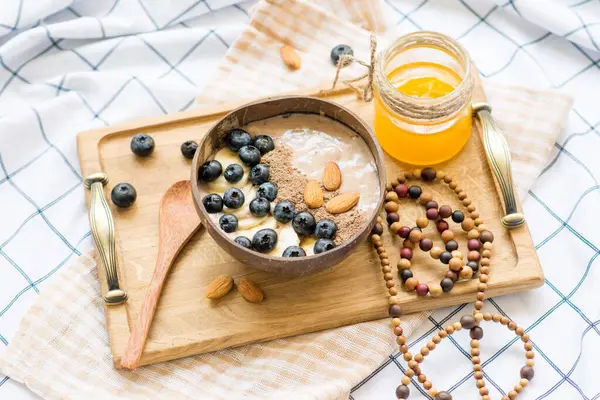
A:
77 84 543 368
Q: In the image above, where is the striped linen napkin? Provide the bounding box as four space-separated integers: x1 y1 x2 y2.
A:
0 0 572 399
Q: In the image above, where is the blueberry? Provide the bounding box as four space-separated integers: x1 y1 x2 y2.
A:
257 182 277 201
199 160 222 182
252 135 275 155
202 193 223 213
273 201 295 223
226 129 252 152
292 211 316 236
314 238 335 254
130 134 155 157
223 188 245 209
111 183 137 208
234 236 253 249
252 228 278 253
249 197 270 217
219 214 238 233
180 140 198 159
250 164 270 185
238 145 261 167
330 44 353 65
315 219 337 239
282 246 306 257
224 164 244 183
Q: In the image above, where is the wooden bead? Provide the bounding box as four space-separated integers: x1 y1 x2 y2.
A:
449 257 463 271
524 342 533 351
404 171 414 179
462 198 472 206
409 229 423 243
389 287 398 296
451 250 463 259
467 250 481 262
420 346 430 356
467 204 476 212
475 300 484 310
379 252 388 260
416 216 429 228
445 325 455 334
460 266 474 279
384 201 399 213
432 335 442 343
508 321 517 330
467 229 480 239
492 314 502 322
403 352 412 361
449 181 458 190
474 313 484 322
526 359 534 367
376 216 383 223
515 326 524 335
454 186 462 194
386 280 395 288
444 175 452 183
458 191 467 200
397 175 406 183
414 353 424 363
476 379 485 388
429 284 443 298
384 273 394 281
483 313 492 321
400 344 409 353
391 178 400 187
480 258 490 267
390 222 402 234
471 348 480 356
405 277 418 291
479 387 489 396
408 360 418 369
420 192 433 205
437 170 446 180
396 336 406 345
423 381 432 390
480 274 489 283
427 341 436 350
480 267 490 275
441 229 455 242
472 356 481 364
386 191 399 202
483 241 493 250
470 211 480 219
403 239 415 249
474 371 484 379
526 351 535 359
392 318 401 327
398 259 411 270
520 378 529 387
477 292 485 301
508 390 517 399
428 388 439 397
481 249 492 258
501 316 509 325
401 375 410 385
473 363 482 371
430 246 443 259
515 384 523 393
413 169 422 178
477 283 487 292
385 183 393 191
461 218 475 231
405 366 414 376
439 330 447 338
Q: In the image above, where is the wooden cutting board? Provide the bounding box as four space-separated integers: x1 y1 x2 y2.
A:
77 83 543 368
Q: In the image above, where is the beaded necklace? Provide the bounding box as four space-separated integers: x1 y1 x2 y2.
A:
371 168 534 400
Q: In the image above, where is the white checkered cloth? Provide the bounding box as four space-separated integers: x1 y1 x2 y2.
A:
0 0 597 399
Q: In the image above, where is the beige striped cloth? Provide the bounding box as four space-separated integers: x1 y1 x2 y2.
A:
0 0 572 399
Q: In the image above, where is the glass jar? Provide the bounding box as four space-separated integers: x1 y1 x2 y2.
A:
373 32 474 165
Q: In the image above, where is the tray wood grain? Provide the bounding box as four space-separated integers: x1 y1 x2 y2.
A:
77 83 543 368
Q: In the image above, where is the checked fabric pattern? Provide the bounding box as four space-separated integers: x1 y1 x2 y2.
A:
0 0 598 399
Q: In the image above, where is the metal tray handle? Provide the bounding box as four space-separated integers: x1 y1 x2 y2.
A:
85 173 128 305
473 103 526 229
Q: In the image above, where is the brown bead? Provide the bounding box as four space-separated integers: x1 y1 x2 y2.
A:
477 292 486 301
449 257 463 271
480 274 488 283
382 266 392 274
443 175 452 183
467 229 480 239
423 381 433 390
389 287 398 296
472 356 481 365
460 315 477 329
429 284 443 298
478 230 494 244
395 384 410 399
385 182 393 191
508 321 518 331
432 335 442 343
453 186 462 194
398 226 411 239
405 277 418 291
394 326 404 336
522 334 530 343
458 192 467 200
403 239 415 249
376 216 383 223
516 327 525 336
386 280 396 288
414 353 424 363
387 212 400 225
460 266 474 279
461 218 475 231
470 326 484 339
467 204 476 212
426 208 439 220
408 360 418 369
435 391 452 400
398 175 406 184
389 305 403 317
501 317 510 325
471 348 480 356
403 352 412 362
474 217 484 226
471 339 480 348
480 258 490 267
526 351 535 359
384 272 394 281
385 201 399 213
409 229 423 243
430 246 443 259
468 250 481 262
417 373 427 383
441 229 454 243
508 390 518 399
396 336 406 345
449 182 458 190
416 216 429 228
397 259 411 270
445 270 459 282
386 191 399 202
421 167 436 181
420 192 433 205
474 371 484 380
479 387 489 396
438 205 453 218
420 238 433 251
462 198 472 206
477 283 487 292
475 300 484 310
483 242 493 250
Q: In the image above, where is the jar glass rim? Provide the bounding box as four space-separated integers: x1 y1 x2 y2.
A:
374 31 473 121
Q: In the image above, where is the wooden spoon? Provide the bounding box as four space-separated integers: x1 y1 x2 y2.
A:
120 180 201 370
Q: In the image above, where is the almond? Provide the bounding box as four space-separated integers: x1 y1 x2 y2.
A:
280 44 301 70
326 192 360 214
304 179 324 208
323 161 342 191
206 275 234 299
237 279 264 303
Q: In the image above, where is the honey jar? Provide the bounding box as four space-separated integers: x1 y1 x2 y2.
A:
373 32 474 165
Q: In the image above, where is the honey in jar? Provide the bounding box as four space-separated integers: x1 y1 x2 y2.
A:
373 32 474 166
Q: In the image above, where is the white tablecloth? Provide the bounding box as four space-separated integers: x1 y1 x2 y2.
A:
0 0 598 399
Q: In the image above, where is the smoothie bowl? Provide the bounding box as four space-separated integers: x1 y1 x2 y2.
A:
191 96 386 275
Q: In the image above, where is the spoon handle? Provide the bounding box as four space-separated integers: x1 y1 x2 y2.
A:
120 248 175 370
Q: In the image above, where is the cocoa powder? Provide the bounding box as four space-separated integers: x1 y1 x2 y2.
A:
263 145 365 245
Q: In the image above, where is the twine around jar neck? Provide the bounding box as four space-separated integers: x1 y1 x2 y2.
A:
374 32 474 121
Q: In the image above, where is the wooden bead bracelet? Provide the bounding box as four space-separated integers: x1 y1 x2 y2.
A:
371 168 534 400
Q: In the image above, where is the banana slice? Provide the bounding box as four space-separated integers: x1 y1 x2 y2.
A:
234 217 278 240
300 236 317 256
206 148 250 194
268 223 301 257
